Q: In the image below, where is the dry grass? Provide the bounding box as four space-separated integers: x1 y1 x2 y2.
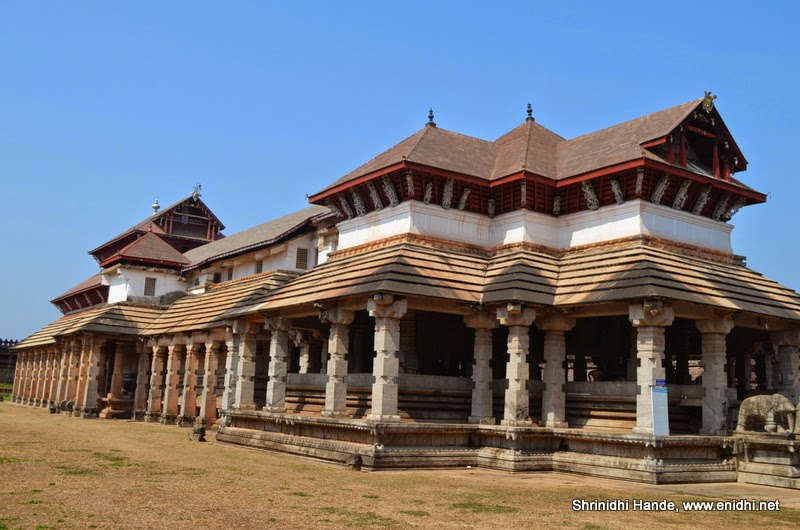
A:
1 404 799 529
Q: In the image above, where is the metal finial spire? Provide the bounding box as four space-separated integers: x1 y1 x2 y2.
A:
151 198 160 215
427 108 436 127
192 183 202 201
526 102 533 121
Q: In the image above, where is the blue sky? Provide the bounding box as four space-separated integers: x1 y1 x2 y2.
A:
2 2 799 339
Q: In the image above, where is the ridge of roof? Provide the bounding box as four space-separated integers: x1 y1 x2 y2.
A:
100 231 190 267
182 205 331 270
88 195 223 255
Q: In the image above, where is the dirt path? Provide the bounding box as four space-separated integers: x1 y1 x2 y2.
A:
1 403 799 529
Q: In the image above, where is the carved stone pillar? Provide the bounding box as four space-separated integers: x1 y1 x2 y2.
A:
37 351 51 406
133 344 150 420
145 346 166 422
464 311 498 424
64 339 80 406
770 329 800 404
367 295 407 422
73 339 91 414
539 313 576 428
319 336 329 375
197 341 220 425
221 334 238 416
178 343 201 425
497 303 537 426
696 315 734 435
109 341 126 398
22 352 34 404
80 339 103 418
321 306 355 417
161 344 184 424
11 351 22 402
234 331 258 410
264 318 291 413
32 352 44 406
45 351 59 406
53 345 69 407
629 301 674 434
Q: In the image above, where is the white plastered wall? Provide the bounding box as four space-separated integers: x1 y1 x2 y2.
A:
336 200 733 253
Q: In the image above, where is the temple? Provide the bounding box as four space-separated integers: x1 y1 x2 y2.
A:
11 94 800 488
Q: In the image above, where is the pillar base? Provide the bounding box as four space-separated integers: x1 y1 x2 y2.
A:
176 415 196 427
632 426 654 435
39 400 49 408
700 428 729 436
500 419 534 427
540 420 568 428
132 409 146 421
263 406 287 414
79 407 98 419
367 414 401 423
159 414 178 425
144 411 161 423
469 416 496 425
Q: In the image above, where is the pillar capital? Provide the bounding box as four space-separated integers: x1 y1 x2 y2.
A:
695 314 734 335
464 310 499 330
770 329 800 347
629 301 674 328
537 312 576 332
367 295 407 320
265 316 292 332
496 303 536 328
319 304 355 326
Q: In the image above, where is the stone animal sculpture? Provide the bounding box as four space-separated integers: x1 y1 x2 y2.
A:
736 393 796 434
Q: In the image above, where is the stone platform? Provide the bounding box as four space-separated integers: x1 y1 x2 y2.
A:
735 434 800 489
217 411 740 485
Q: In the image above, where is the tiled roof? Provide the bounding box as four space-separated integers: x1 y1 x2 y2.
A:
142 270 298 336
88 196 223 256
313 98 733 197
253 237 800 322
100 231 190 267
15 304 164 350
51 273 104 303
182 206 331 269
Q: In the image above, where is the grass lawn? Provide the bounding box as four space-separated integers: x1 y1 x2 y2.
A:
1 404 799 529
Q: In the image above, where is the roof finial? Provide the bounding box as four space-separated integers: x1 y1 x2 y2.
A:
427 108 436 127
702 90 717 113
192 183 202 201
526 102 534 122
151 198 160 215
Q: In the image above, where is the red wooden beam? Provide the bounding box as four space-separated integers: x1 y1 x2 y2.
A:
686 125 717 139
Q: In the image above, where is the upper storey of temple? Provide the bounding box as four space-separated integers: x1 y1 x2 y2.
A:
307 94 764 255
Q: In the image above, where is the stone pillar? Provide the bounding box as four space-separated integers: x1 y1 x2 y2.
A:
64 339 80 406
296 332 311 374
145 346 166 422
319 337 328 375
765 352 776 390
46 351 59 406
221 335 238 416
197 341 220 425
539 313 576 428
367 295 407 422
11 351 23 402
37 351 51 406
178 344 201 425
696 315 734 435
161 344 184 424
133 344 150 420
234 332 258 410
465 311 498 424
109 341 126 398
770 329 800 404
22 352 34 403
629 301 674 434
80 339 103 418
497 303 537 426
73 340 91 414
53 344 69 407
31 352 43 406
264 318 291 413
320 305 354 417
